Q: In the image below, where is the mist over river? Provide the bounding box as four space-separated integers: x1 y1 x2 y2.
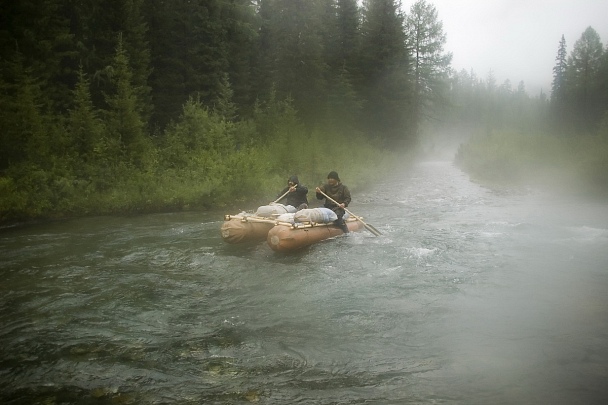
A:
1 160 607 404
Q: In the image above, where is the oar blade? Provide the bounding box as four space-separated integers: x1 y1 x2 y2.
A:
364 222 382 236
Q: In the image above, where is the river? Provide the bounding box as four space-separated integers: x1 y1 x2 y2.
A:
1 160 607 404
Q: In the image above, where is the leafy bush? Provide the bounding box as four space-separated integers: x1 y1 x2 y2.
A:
0 93 407 225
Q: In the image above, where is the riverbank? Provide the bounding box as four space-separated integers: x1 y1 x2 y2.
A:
0 143 409 228
455 131 608 199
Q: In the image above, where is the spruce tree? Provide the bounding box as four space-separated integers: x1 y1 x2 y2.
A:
122 0 153 124
262 0 329 125
0 53 56 171
551 35 568 132
251 0 277 107
68 67 104 176
405 0 452 133
567 26 604 131
214 73 237 121
103 34 148 167
321 0 363 131
0 0 75 112
598 44 608 128
359 0 412 146
221 0 259 116
551 35 568 101
333 0 361 74
146 0 234 130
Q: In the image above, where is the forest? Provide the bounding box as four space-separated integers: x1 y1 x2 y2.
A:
1 0 607 225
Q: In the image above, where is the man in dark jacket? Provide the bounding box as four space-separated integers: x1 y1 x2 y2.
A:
275 175 308 210
315 171 351 233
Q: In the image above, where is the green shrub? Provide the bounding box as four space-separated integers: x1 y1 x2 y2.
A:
0 93 410 225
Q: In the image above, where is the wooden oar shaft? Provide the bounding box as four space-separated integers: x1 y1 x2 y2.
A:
272 184 297 204
316 189 354 216
316 189 381 236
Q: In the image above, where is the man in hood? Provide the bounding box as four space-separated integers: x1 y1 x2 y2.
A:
315 171 351 233
275 175 308 210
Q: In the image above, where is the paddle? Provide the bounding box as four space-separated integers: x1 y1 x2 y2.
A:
316 189 382 236
272 184 297 204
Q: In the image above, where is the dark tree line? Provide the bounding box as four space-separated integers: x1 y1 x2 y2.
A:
1 0 456 171
551 27 608 134
1 0 456 221
431 26 608 141
451 26 608 197
1 0 606 221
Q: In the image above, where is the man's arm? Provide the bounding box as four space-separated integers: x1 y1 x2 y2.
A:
342 185 351 207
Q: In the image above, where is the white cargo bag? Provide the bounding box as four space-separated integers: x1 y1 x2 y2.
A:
255 203 296 218
294 208 338 223
275 213 295 223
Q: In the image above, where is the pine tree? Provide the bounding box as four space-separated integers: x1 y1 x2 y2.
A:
551 35 569 132
16 74 49 167
261 0 329 124
0 59 24 170
320 0 363 130
359 0 412 146
122 0 153 124
405 0 452 132
325 67 364 131
68 67 104 176
321 0 360 75
0 0 76 112
567 26 604 131
0 53 55 171
220 0 259 115
359 0 407 80
214 73 237 121
598 44 608 128
552 35 568 100
146 0 235 130
103 34 148 167
251 0 277 105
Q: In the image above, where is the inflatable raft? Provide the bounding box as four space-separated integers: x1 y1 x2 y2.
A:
220 214 281 244
221 204 297 244
221 206 367 251
267 217 364 252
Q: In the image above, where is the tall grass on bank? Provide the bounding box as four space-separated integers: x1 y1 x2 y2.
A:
455 131 608 196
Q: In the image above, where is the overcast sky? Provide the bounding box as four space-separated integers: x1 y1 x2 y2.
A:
417 0 608 95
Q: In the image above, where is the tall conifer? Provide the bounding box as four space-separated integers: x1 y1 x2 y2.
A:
405 0 452 133
265 0 329 124
359 0 412 146
68 67 104 174
567 27 604 131
551 35 568 131
104 34 147 167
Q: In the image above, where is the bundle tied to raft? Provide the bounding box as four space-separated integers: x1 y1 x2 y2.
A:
255 204 297 218
294 208 338 223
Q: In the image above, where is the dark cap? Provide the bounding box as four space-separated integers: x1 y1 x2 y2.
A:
327 171 340 181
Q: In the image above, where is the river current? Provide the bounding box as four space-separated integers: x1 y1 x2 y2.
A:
1 160 607 404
